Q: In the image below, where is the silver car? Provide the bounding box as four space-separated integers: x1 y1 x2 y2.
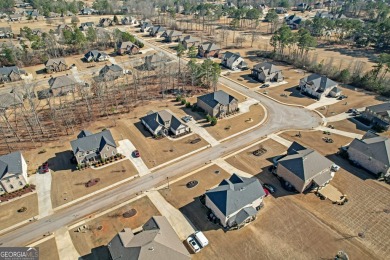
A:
186 236 201 253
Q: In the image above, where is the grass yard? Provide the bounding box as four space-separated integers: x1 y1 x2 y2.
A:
280 130 353 155
35 238 60 260
0 193 38 231
159 164 231 209
217 84 248 102
225 139 287 176
70 196 160 256
51 159 137 208
330 119 369 135
199 103 265 140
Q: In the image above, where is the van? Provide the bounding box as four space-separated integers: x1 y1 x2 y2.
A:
194 231 208 248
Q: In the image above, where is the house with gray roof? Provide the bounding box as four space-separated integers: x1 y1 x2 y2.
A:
45 58 68 73
198 42 221 58
141 110 189 137
0 27 13 38
179 35 201 49
348 131 390 177
197 90 238 118
285 14 303 29
347 131 390 176
81 8 94 15
48 75 78 96
99 18 113 27
0 91 23 110
276 142 336 193
79 22 95 31
140 21 153 32
0 66 25 83
9 14 23 21
117 42 140 55
296 3 309 11
99 64 124 80
149 25 166 37
71 129 117 165
362 103 390 130
84 50 110 62
221 52 247 71
161 30 183 42
82 216 190 260
205 174 265 229
143 53 169 70
315 11 346 20
0 151 28 195
251 62 284 83
299 74 339 100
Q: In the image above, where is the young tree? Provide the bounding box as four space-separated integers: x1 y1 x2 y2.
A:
264 9 278 33
71 16 80 26
188 46 197 58
86 27 97 43
113 15 119 24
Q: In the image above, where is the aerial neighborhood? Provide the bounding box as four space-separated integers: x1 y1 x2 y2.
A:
0 0 389 259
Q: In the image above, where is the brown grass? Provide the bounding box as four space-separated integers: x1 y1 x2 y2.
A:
35 238 60 260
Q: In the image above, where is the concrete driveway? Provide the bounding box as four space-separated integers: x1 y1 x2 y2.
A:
306 96 341 110
35 172 54 218
117 139 151 176
186 121 220 147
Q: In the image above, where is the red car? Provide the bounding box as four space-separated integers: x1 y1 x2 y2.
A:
263 188 270 197
133 150 140 158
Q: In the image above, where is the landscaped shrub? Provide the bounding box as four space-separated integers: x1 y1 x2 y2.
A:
211 117 218 126
176 95 182 102
206 115 211 122
185 102 191 108
181 98 187 105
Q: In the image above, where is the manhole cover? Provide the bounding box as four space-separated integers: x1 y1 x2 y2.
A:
123 209 137 218
186 180 199 188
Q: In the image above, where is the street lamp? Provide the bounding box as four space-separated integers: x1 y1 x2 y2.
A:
166 177 170 189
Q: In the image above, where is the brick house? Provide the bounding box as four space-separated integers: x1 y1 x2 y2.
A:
198 42 221 58
197 90 238 118
48 75 78 96
45 58 68 73
251 62 284 83
0 66 25 83
117 42 140 55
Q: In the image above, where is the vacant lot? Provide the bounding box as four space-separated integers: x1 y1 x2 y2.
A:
280 130 353 155
51 157 137 208
225 139 287 176
199 103 265 140
0 193 38 231
159 164 231 209
70 196 160 256
35 238 60 260
330 119 369 135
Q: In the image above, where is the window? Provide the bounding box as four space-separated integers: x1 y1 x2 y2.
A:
0 187 3 192
106 146 110 150
104 154 107 158
19 181 23 186
112 151 115 155
16 176 20 179
9 185 14 189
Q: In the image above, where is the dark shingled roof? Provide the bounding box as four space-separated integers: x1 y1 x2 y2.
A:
0 66 24 76
48 75 77 89
301 74 338 92
0 151 24 179
205 174 265 216
198 90 237 108
44 58 67 67
141 110 186 132
0 92 23 109
366 103 390 114
199 42 221 52
70 130 116 154
253 62 281 75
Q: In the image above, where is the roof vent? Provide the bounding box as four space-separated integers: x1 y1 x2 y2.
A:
148 247 154 251
239 187 246 191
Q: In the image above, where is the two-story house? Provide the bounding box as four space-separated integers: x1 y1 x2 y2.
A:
149 25 166 37
141 110 189 137
48 75 78 96
197 90 238 118
251 62 284 83
99 64 124 81
161 30 183 42
84 50 110 62
117 42 140 55
0 151 28 195
221 52 247 71
0 66 25 83
45 58 68 73
299 74 340 100
70 130 118 165
361 103 390 130
179 35 201 49
198 42 221 58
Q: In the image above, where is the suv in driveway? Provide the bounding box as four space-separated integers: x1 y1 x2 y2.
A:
186 236 200 253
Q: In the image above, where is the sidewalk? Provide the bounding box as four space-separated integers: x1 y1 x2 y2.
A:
316 126 363 139
214 158 253 178
269 134 293 147
117 139 151 176
146 191 195 240
54 227 80 260
325 112 353 123
35 172 54 218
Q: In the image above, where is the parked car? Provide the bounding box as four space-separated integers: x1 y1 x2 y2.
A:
331 164 340 172
260 83 270 88
263 188 270 197
133 150 140 158
194 231 208 248
182 115 193 123
186 236 201 253
263 183 276 193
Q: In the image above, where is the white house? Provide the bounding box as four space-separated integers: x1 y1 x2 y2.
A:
0 151 28 195
299 74 339 100
221 52 247 71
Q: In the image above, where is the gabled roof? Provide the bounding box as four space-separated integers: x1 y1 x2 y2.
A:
301 74 337 91
180 35 201 43
100 64 123 74
0 66 24 76
107 216 190 260
150 25 165 34
85 50 109 59
70 129 116 154
0 92 23 109
48 75 77 89
205 174 265 216
253 62 281 75
198 90 237 108
0 151 24 179
222 51 241 63
117 41 137 49
162 30 182 38
199 42 221 52
45 58 67 67
366 103 390 114
278 142 334 182
349 131 390 167
141 110 186 132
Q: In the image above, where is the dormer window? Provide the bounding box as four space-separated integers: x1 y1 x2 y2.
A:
19 181 23 186
9 184 14 189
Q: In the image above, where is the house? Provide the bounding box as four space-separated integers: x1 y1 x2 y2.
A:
324 0 337 8
149 25 166 37
31 29 43 36
81 216 190 260
45 58 68 73
315 11 347 19
0 91 23 110
9 14 23 21
141 110 189 137
361 103 390 130
205 174 266 229
221 52 247 71
57 24 72 34
276 142 335 193
139 21 152 32
198 42 221 58
0 151 28 196
314 2 325 9
71 129 117 165
99 18 113 27
348 131 390 177
257 4 269 13
251 62 284 83
81 8 94 15
296 3 309 11
84 50 109 62
275 7 288 14
179 35 201 49
48 12 60 18
79 22 95 31
0 27 13 38
328 86 342 97
299 74 339 100
224 2 237 9
161 30 182 42
0 66 24 83
285 14 303 29
99 64 124 80
48 75 78 96
197 90 238 117
117 42 140 55
143 53 168 70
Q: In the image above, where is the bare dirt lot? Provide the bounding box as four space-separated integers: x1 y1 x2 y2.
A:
70 196 160 256
225 139 287 176
159 164 231 209
0 193 38 231
280 130 353 155
35 238 60 260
